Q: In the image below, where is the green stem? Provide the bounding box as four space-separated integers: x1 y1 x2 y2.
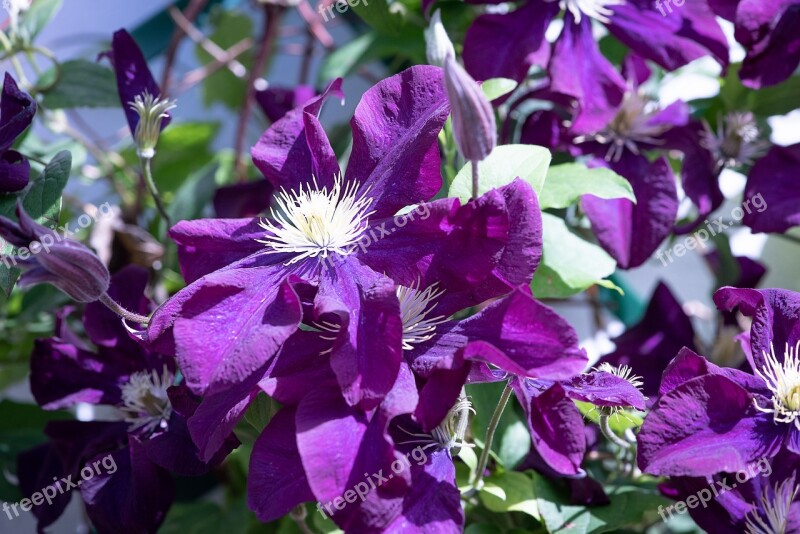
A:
599 414 632 450
140 157 172 226
0 31 28 87
471 383 513 492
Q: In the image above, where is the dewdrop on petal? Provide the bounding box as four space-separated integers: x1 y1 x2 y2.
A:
128 91 177 159
425 9 455 67
444 56 496 162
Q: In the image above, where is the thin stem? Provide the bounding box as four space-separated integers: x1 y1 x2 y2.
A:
234 4 284 181
599 414 632 450
99 293 150 325
471 383 513 492
289 505 314 534
452 388 471 455
471 160 480 200
140 157 171 226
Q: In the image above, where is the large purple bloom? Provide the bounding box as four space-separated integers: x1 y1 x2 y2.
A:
146 66 542 416
21 267 235 533
0 73 36 193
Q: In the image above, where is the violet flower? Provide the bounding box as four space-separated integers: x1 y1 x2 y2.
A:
19 267 236 533
0 73 36 193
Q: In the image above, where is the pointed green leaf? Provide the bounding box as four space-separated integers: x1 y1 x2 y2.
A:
539 163 635 210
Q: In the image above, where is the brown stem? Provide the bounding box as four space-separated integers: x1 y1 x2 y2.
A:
161 0 210 95
298 27 315 86
234 4 284 182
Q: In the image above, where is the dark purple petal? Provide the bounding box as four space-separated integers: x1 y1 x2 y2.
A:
463 1 556 82
0 150 31 193
414 348 470 432
459 289 588 380
252 79 344 192
347 65 450 218
80 438 173 534
16 443 72 531
658 347 767 398
315 258 403 410
607 0 728 71
599 282 696 398
637 374 784 477
169 217 269 284
109 29 167 136
213 180 274 218
737 1 800 88
187 379 258 462
549 15 626 135
255 84 316 123
0 73 36 152
171 265 303 396
44 420 128 477
563 370 647 410
741 143 800 233
248 407 315 522
582 154 678 269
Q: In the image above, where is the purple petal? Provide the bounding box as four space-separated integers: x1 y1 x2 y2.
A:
736 1 800 88
463 1 556 82
213 180 274 218
255 84 316 123
0 150 31 193
658 347 767 398
16 443 72 530
248 407 315 522
252 79 344 192
741 143 800 233
582 154 678 269
347 65 450 218
563 370 647 410
0 73 36 152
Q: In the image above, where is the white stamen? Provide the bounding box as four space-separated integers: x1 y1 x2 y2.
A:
398 397 475 452
120 365 173 435
128 91 177 159
701 112 769 169
745 477 799 534
551 0 625 24
396 282 447 350
595 362 644 391
257 176 374 266
577 89 669 162
754 342 800 430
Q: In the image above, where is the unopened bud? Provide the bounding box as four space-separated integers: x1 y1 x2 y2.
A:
128 92 176 159
425 10 455 67
444 56 496 162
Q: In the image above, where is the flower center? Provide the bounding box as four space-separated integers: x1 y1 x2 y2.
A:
584 90 670 161
398 397 474 452
258 176 374 266
396 283 447 350
745 478 798 534
556 0 625 24
120 366 173 435
754 342 800 430
702 112 768 168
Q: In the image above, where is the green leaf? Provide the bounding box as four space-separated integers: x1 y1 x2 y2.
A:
720 63 800 117
449 145 551 202
160 499 252 534
539 163 635 210
350 0 417 36
533 473 669 533
531 214 616 299
481 78 517 101
167 154 231 223
480 471 540 519
317 30 425 84
234 393 279 446
23 150 71 228
140 122 219 195
19 0 62 40
195 10 253 109
467 382 525 467
38 60 120 109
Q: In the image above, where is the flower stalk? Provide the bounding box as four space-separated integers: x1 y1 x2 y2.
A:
99 293 150 325
470 383 513 492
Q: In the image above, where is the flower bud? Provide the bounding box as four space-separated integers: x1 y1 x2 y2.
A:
444 56 496 162
128 92 177 159
425 10 455 67
0 202 110 302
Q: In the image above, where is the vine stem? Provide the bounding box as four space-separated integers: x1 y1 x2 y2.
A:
470 383 513 492
140 157 171 226
99 293 150 325
599 414 632 450
471 160 480 199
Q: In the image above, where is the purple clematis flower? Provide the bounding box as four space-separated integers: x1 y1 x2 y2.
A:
710 0 800 88
741 143 800 233
146 66 543 417
658 449 800 533
21 267 236 533
598 282 696 398
0 73 36 193
463 0 727 130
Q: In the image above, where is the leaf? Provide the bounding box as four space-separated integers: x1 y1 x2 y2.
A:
531 214 616 299
317 30 425 84
533 473 669 534
481 78 517 101
234 393 279 446
449 145 551 202
194 10 253 109
38 60 120 109
498 418 531 469
139 122 219 195
19 0 62 40
539 164 635 210
160 498 252 534
467 382 525 467
23 150 71 228
167 156 227 223
480 471 540 519
350 0 416 36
